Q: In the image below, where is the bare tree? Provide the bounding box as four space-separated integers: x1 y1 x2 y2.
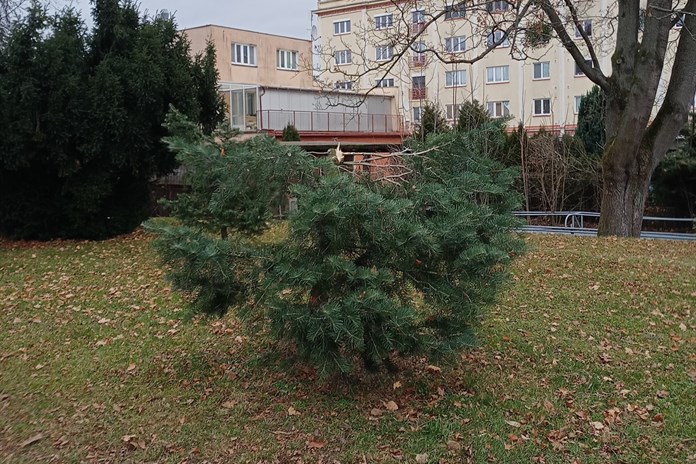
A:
314 0 696 237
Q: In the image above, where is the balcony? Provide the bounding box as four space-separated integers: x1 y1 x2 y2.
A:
410 22 426 35
259 109 404 134
410 55 426 68
411 88 427 100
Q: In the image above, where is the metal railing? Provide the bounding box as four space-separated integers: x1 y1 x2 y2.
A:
411 55 427 68
259 110 404 133
513 211 696 241
411 87 427 100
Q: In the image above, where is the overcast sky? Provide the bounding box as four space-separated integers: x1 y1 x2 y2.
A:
68 0 318 39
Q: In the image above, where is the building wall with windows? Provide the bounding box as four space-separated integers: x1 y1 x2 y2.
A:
184 24 400 134
313 0 617 132
184 25 315 89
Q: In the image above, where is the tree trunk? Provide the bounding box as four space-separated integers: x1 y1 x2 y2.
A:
597 145 653 237
597 167 649 237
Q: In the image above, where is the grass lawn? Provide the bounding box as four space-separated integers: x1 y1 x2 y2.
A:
1 230 694 463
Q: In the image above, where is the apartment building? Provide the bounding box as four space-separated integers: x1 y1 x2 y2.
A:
184 25 400 136
313 0 617 133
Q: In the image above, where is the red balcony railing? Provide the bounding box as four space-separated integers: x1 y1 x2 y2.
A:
411 88 427 100
411 55 426 68
410 22 426 35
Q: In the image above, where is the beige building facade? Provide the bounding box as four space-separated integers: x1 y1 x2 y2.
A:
184 24 400 134
313 0 617 132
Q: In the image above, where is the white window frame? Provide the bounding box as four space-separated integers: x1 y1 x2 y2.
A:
487 29 510 48
335 81 353 90
446 103 463 120
334 19 351 35
232 43 256 66
445 2 466 20
487 1 509 13
574 95 582 114
277 49 298 70
445 36 466 53
335 49 352 66
445 69 467 87
412 9 426 24
374 13 393 30
376 77 395 88
413 106 423 122
375 45 393 61
532 61 550 80
487 101 510 118
533 98 551 116
575 20 592 38
486 65 509 83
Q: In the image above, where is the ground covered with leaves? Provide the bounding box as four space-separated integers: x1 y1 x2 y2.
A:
1 230 694 463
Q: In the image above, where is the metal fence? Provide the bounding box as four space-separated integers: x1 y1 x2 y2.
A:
514 211 696 241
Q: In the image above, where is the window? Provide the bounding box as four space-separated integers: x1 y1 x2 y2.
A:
412 76 427 99
412 41 426 54
376 78 395 87
575 59 593 76
574 96 583 114
487 101 510 118
412 9 425 24
335 49 352 65
413 106 423 122
445 36 466 53
232 43 256 65
445 69 467 87
533 98 551 116
487 1 509 12
411 41 427 66
445 2 466 20
575 20 592 38
533 61 550 79
376 45 393 61
334 20 351 35
375 13 393 29
487 30 510 47
335 81 353 90
486 65 509 83
277 49 298 70
446 104 463 120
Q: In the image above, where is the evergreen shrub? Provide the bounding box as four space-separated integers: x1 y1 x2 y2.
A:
148 114 524 375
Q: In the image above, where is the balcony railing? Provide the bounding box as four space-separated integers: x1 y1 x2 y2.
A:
411 55 426 68
259 110 404 133
410 22 426 35
411 88 427 100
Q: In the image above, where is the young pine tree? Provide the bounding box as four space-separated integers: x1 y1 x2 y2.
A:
150 115 524 376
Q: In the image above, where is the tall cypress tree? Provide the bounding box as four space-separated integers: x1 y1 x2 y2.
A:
0 0 219 239
575 85 605 157
192 40 225 134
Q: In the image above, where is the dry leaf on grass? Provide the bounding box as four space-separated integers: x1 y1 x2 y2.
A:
384 400 399 411
20 433 45 448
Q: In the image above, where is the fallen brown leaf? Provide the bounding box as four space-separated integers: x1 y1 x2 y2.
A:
20 433 45 448
384 400 399 411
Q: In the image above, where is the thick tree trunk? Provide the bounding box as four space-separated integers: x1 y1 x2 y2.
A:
597 163 651 237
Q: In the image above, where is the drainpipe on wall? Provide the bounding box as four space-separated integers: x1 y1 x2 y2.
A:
258 86 266 131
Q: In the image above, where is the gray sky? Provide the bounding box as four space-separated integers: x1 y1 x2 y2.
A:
69 0 318 39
